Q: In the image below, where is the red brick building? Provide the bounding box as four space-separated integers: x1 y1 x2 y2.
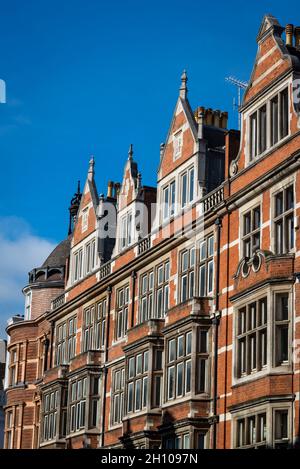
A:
4 15 300 449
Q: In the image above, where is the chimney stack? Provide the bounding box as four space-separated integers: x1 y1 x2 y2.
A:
286 24 294 46
107 180 114 198
295 26 300 48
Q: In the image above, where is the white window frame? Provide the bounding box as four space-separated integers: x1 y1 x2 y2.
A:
173 130 183 160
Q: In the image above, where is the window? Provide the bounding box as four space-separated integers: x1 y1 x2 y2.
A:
9 348 17 387
153 349 163 408
73 248 83 282
6 410 13 449
55 316 77 365
90 376 101 428
173 131 183 159
42 390 58 441
249 87 289 162
155 261 170 318
235 407 290 449
82 207 88 232
85 238 96 274
259 105 267 154
181 167 194 208
197 329 209 393
275 294 289 366
138 263 170 323
69 377 87 432
280 88 289 140
83 299 106 351
116 286 129 339
164 433 190 449
250 111 258 160
166 332 192 400
112 368 125 425
236 412 267 448
25 291 32 320
242 206 260 257
236 298 267 377
162 181 176 220
274 410 289 448
199 235 214 296
180 247 195 302
127 351 149 414
274 185 294 254
121 212 133 250
139 271 154 322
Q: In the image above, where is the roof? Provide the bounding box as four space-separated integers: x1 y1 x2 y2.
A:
42 236 71 268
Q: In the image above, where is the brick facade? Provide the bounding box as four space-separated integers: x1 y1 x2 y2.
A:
4 15 300 449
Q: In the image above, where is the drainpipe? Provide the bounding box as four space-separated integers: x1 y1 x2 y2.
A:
212 217 222 449
100 285 112 448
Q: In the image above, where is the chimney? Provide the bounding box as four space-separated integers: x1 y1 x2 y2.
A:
286 24 294 46
205 108 213 126
220 111 228 129
114 182 121 198
107 180 114 198
213 110 221 128
295 26 300 48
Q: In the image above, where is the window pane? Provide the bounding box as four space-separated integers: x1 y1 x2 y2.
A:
185 360 191 393
167 367 175 399
177 335 184 358
189 168 194 202
181 173 187 208
176 362 183 396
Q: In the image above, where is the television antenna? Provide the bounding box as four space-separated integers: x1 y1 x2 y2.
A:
225 76 248 130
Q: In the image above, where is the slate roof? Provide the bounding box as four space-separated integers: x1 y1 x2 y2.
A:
42 236 71 268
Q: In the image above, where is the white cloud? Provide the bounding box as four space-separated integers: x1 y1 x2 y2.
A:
0 217 56 338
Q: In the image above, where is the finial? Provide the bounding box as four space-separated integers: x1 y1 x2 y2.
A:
76 180 81 194
128 144 133 160
88 156 95 180
180 69 188 99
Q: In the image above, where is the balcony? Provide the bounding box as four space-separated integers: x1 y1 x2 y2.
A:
99 260 112 280
137 235 151 255
51 293 65 311
202 185 224 213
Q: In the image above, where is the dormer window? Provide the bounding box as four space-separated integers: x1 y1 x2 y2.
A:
173 131 183 160
249 87 289 162
120 211 133 250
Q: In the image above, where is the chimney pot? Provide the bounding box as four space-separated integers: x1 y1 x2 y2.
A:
286 24 294 46
295 26 300 48
107 180 114 198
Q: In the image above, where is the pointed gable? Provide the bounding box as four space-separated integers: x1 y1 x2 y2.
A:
118 144 140 211
243 15 292 105
72 157 98 246
158 71 198 181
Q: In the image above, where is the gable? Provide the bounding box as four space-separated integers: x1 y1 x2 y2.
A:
243 16 290 105
158 97 198 180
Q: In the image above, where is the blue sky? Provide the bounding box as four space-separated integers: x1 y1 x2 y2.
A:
0 0 299 337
